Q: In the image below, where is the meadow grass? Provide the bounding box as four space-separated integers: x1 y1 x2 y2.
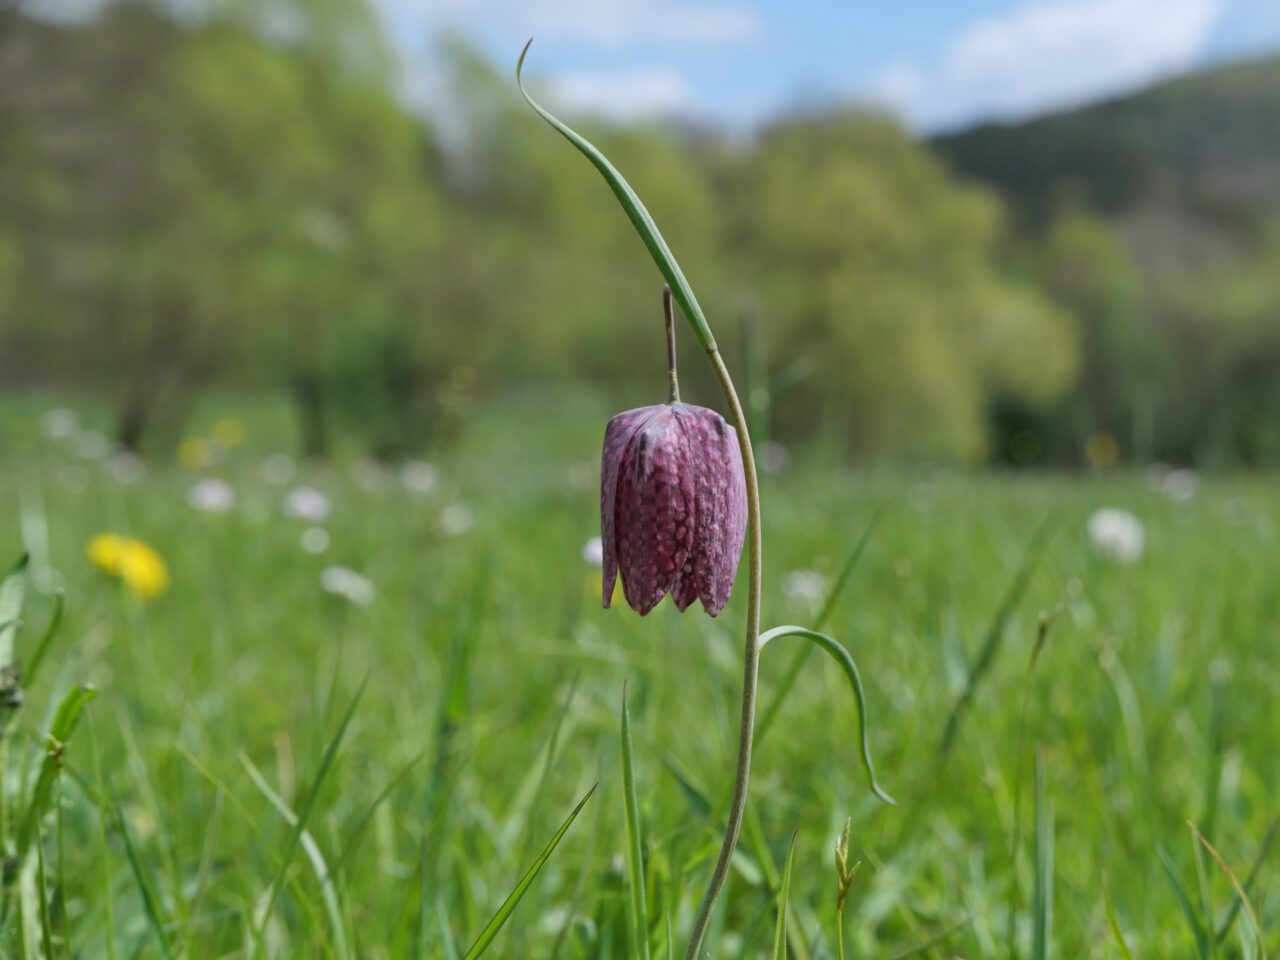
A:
0 391 1276 957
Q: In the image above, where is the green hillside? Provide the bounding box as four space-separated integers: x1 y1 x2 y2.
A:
933 55 1280 236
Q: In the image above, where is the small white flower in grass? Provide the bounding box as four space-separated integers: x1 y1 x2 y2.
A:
759 441 790 475
70 430 112 461
582 536 604 567
187 478 235 514
40 408 79 439
1087 508 1145 564
351 458 391 492
783 569 826 612
1162 467 1199 503
320 565 375 607
439 503 474 536
400 460 438 495
283 486 330 522
300 526 330 555
107 452 146 485
260 453 296 485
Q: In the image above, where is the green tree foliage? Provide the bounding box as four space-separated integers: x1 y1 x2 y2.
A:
732 112 1077 460
11 4 1276 464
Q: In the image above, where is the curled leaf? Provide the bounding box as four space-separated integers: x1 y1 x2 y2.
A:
758 625 895 805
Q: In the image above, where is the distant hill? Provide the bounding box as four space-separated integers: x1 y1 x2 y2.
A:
932 55 1280 269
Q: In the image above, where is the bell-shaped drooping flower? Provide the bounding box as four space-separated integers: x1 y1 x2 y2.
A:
601 402 746 615
600 289 748 616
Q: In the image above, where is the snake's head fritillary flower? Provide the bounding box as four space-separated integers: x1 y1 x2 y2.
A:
601 402 747 616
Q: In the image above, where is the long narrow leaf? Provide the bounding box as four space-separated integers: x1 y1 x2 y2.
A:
0 553 29 668
1157 844 1209 957
757 626 894 804
772 831 798 960
1189 820 1266 960
1102 874 1135 960
621 684 651 960
240 753 352 960
251 675 367 952
23 590 65 690
516 40 715 351
1216 817 1278 944
18 685 97 857
115 796 174 960
462 783 597 959
939 516 1057 754
1031 749 1053 960
757 508 885 749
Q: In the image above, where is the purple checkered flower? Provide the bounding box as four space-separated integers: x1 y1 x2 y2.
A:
601 402 747 616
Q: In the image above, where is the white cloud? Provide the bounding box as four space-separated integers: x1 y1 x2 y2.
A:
868 0 1226 130
379 0 762 50
548 66 698 117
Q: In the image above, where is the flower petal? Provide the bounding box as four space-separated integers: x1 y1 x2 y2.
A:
615 407 694 615
684 406 746 616
600 406 662 608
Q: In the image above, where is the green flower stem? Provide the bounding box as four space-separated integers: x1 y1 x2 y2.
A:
664 286 681 405
683 346 763 960
515 43 763 957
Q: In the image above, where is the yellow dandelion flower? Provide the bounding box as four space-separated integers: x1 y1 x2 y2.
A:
211 417 246 449
87 533 128 575
177 437 213 470
87 533 169 601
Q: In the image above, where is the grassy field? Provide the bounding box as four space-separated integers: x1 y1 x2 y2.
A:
0 392 1276 958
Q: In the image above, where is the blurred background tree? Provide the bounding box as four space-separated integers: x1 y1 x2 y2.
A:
1 0 1277 466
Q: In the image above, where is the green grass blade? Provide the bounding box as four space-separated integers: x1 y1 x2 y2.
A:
1031 748 1053 960
0 552 30 668
1216 816 1278 944
887 918 974 958
240 752 352 960
1102 874 1135 960
18 685 97 858
621 683 651 960
251 674 367 953
23 589 65 690
757 626 894 804
1157 844 1209 957
462 783 597 960
756 508 885 749
1189 820 1266 960
772 830 798 960
939 515 1057 754
115 796 175 960
516 39 716 351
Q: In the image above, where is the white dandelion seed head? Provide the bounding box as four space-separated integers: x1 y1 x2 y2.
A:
40 408 80 440
300 526 330 555
783 569 827 610
759 441 790 475
70 430 112 461
1162 468 1199 503
350 458 391 492
439 503 474 537
260 453 297 485
1087 508 1145 564
283 486 330 522
320 565 375 607
581 536 604 567
187 478 235 514
107 452 146 485
400 460 439 496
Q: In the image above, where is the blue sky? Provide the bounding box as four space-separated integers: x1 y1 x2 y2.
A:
380 0 1280 131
